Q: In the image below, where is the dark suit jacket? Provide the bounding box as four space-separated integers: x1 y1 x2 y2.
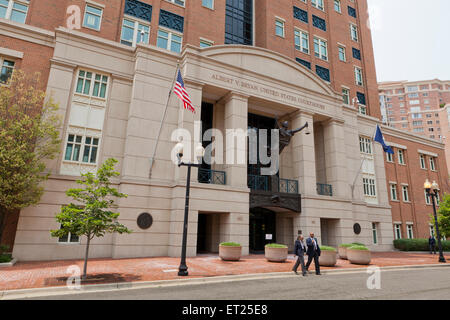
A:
306 237 321 256
294 240 306 256
429 237 436 246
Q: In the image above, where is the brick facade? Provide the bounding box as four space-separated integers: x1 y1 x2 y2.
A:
0 0 449 254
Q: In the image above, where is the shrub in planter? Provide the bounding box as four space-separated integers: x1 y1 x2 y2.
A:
0 245 12 263
338 244 353 260
265 243 288 262
219 242 242 261
347 245 371 265
319 246 337 267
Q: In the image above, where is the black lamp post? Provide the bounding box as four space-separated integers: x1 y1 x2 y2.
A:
176 143 205 276
424 179 446 263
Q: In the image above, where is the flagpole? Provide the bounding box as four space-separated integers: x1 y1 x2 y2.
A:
149 61 180 178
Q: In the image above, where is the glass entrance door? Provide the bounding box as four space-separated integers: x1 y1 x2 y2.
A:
249 208 276 253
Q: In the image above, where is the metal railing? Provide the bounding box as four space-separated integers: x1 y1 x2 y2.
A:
317 183 333 196
248 175 299 194
198 168 226 185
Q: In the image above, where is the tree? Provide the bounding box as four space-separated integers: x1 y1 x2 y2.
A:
433 194 450 239
51 158 132 279
0 70 61 246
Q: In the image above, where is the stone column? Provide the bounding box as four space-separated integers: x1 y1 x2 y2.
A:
291 111 316 196
223 92 249 188
323 119 348 198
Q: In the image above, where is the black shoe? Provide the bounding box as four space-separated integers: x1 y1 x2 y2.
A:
302 273 307 277
316 273 321 275
293 271 298 275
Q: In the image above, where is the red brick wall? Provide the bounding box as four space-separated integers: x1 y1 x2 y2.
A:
0 35 53 89
384 133 450 239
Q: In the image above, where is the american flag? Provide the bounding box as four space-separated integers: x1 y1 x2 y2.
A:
174 70 195 113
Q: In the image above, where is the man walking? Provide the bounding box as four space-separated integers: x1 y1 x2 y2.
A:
429 235 437 255
305 232 321 275
292 235 307 276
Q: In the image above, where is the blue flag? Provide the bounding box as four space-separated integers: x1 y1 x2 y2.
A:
374 125 394 154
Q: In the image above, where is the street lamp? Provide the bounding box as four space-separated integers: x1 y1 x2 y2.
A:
176 143 205 276
424 179 446 263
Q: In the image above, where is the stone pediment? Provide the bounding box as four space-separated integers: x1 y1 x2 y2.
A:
198 45 338 98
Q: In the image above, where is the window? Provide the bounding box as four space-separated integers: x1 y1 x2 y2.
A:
225 0 253 45
408 93 419 98
0 58 14 84
390 184 398 201
363 177 376 197
58 226 80 244
425 190 432 205
0 0 28 23
334 0 341 13
342 87 350 105
313 37 328 60
402 185 410 202
83 4 103 30
359 136 372 154
275 19 285 37
157 29 182 53
294 29 309 54
167 0 185 6
121 18 150 47
386 151 393 163
420 154 426 169
394 224 402 240
354 67 363 86
75 70 109 99
338 46 346 61
430 157 436 171
202 0 213 9
398 149 405 165
350 24 358 41
311 0 324 11
372 223 378 244
64 134 100 164
199 39 213 48
407 86 418 92
407 225 414 239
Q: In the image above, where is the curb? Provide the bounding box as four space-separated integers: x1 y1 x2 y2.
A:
1 263 449 299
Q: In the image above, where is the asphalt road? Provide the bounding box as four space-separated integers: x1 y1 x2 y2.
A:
20 266 450 300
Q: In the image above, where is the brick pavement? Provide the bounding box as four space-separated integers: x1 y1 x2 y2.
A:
0 252 449 291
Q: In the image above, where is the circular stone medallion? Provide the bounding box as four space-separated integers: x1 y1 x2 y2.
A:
137 212 153 230
353 223 362 235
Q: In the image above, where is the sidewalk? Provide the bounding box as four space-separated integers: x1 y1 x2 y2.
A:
0 251 449 291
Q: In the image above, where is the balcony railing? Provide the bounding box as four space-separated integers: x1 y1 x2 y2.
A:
317 183 333 196
198 168 226 185
248 175 299 194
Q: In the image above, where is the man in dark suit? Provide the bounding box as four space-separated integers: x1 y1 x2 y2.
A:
429 236 437 255
305 232 321 275
292 235 307 276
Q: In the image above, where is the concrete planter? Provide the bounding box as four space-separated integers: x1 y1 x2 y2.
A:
0 258 17 268
219 245 242 261
265 247 288 262
338 247 347 260
347 249 371 265
319 250 337 267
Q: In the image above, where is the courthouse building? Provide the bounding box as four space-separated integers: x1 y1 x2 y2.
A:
0 0 447 261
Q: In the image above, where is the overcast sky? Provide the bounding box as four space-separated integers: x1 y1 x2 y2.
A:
367 0 450 82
